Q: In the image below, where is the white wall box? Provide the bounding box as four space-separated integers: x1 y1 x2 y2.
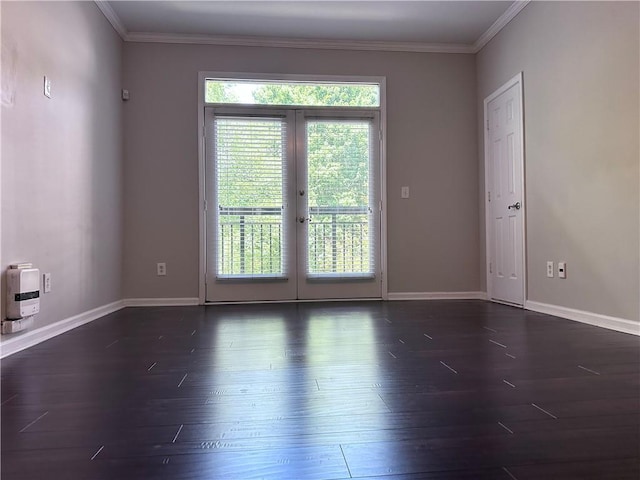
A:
6 265 40 320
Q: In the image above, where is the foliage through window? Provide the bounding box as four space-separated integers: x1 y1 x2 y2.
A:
215 117 287 277
205 79 380 107
306 120 373 276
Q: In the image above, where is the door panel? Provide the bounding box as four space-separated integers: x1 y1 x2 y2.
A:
487 82 524 306
296 111 381 300
205 108 297 302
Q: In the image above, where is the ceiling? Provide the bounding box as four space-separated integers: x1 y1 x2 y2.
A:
100 1 528 53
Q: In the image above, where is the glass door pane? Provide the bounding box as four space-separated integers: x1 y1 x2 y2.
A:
306 120 374 277
215 117 287 279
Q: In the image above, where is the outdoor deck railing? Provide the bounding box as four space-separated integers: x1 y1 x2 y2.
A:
218 206 370 275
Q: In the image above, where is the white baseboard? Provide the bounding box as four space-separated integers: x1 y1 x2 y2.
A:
123 297 200 307
388 291 488 301
0 300 125 358
3 296 633 359
525 300 640 336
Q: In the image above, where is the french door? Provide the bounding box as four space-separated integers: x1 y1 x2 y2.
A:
205 106 381 302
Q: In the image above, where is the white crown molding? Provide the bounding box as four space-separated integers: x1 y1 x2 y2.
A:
124 298 200 307
125 32 475 54
94 0 128 39
474 0 531 52
0 300 125 358
93 0 529 55
525 300 640 336
388 292 488 301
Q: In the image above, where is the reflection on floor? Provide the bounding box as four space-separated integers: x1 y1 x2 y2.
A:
1 301 639 479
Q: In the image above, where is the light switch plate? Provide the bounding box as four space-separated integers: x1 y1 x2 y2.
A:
401 186 410 199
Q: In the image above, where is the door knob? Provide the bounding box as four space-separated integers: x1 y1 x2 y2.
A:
299 190 305 196
508 202 521 210
299 216 309 223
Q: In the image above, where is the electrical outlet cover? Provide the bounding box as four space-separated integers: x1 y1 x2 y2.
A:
558 262 566 278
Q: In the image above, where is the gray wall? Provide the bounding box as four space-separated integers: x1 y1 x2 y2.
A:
4 1 633 327
477 1 639 321
122 44 480 298
1 2 124 331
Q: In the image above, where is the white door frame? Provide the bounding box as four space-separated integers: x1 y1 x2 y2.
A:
197 72 388 304
483 72 527 306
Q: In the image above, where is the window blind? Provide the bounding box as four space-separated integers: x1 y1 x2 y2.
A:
214 116 288 278
305 119 375 278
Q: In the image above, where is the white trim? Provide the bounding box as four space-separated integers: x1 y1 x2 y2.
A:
484 71 524 105
198 73 206 305
123 298 200 307
379 77 388 301
388 292 488 301
125 32 474 54
473 1 530 53
93 1 128 39
525 301 640 336
200 72 386 88
205 297 381 306
0 300 125 358
484 72 527 307
0 4 3 325
94 1 530 55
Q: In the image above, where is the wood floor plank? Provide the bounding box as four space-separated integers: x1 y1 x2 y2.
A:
505 458 640 480
1 300 638 479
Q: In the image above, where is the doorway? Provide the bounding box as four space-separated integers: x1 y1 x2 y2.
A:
484 73 526 306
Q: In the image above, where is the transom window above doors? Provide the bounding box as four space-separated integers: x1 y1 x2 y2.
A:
204 78 380 108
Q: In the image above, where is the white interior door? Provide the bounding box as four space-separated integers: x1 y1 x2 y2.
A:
205 107 382 302
486 77 525 306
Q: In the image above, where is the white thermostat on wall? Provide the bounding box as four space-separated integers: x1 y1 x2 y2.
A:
6 264 40 319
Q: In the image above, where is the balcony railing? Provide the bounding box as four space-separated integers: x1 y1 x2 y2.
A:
217 206 370 276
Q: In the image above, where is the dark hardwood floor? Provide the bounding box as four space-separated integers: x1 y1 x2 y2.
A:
1 300 639 479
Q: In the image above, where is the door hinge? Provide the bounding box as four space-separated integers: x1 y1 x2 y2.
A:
486 119 489 131
204 200 208 211
488 191 491 202
489 262 492 274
